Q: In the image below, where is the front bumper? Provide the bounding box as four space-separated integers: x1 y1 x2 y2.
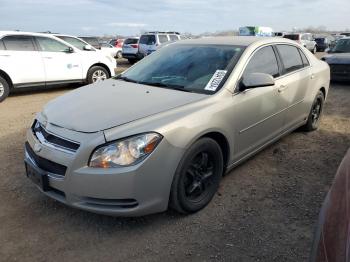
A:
25 121 184 216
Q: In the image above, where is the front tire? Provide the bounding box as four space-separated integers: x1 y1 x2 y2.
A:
0 76 10 102
116 51 122 59
86 66 110 84
169 138 224 214
312 46 317 54
301 91 325 132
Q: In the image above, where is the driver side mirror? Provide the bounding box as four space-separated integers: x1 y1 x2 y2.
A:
240 73 275 92
65 47 74 53
83 45 92 51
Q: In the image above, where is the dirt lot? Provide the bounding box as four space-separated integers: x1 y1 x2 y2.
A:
0 57 349 262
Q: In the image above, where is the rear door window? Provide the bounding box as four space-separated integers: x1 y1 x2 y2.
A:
158 35 169 44
140 35 156 45
276 45 304 74
243 46 280 78
169 34 179 41
2 35 36 51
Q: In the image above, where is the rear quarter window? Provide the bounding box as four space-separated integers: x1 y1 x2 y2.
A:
277 45 304 74
298 49 310 67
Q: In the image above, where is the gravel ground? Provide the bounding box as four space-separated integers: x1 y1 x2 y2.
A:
0 56 349 262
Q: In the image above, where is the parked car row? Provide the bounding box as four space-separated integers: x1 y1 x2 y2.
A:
122 31 183 64
0 31 117 102
322 37 350 81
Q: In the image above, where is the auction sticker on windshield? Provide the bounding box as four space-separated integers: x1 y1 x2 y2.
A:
204 70 227 91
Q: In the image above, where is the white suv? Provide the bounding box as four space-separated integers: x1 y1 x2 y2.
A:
138 32 181 58
0 31 116 102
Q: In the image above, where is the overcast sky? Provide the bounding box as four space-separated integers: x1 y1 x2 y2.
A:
0 0 349 36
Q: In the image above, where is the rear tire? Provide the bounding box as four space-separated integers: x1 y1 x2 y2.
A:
86 66 110 84
301 91 324 132
0 76 10 102
169 138 224 214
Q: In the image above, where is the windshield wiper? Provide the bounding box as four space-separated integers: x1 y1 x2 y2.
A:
115 75 139 83
139 82 192 92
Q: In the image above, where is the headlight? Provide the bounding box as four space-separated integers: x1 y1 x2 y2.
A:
89 133 162 168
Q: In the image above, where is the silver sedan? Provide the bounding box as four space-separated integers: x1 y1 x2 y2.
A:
25 37 330 216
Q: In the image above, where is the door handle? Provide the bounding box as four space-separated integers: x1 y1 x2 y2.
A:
311 74 315 79
43 57 53 59
278 85 288 93
0 54 10 57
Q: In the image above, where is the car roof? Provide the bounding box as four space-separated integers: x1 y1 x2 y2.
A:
0 30 60 38
174 36 296 47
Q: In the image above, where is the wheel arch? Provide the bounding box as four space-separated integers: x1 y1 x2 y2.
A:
0 69 13 89
198 131 230 171
87 63 112 78
319 86 326 98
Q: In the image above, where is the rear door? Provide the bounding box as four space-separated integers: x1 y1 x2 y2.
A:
275 44 312 129
35 36 83 83
232 45 288 161
0 35 45 85
122 38 139 54
138 35 156 56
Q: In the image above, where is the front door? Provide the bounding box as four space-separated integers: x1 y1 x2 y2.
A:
231 45 288 161
35 36 83 83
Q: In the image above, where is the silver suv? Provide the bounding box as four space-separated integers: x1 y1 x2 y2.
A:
284 33 317 53
138 31 181 58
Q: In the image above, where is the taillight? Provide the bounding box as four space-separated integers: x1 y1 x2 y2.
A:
130 44 138 48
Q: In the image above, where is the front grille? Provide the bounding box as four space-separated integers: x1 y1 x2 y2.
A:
25 142 67 176
32 120 80 152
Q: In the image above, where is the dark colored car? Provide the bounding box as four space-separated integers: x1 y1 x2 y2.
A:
321 38 350 81
310 148 350 262
315 37 331 52
79 36 101 49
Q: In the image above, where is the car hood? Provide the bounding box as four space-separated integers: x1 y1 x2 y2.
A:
323 53 350 64
42 79 207 133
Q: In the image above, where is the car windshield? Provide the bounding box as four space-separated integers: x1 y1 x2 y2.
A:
117 44 245 94
332 39 350 53
56 36 88 50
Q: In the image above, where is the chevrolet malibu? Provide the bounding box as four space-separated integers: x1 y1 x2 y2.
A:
25 37 330 216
